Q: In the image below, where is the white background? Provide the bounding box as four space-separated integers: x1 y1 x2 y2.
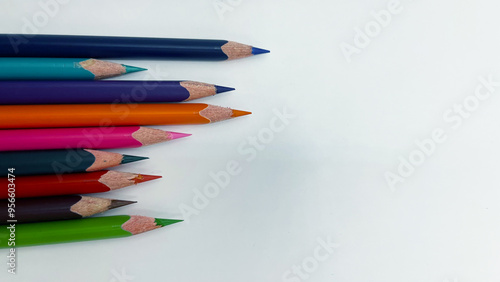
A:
2 0 500 281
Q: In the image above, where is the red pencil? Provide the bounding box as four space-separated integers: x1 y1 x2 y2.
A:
1 170 161 199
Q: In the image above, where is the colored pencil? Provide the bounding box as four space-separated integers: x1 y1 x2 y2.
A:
0 171 161 199
0 34 270 61
0 126 191 151
0 215 182 248
0 149 148 176
0 58 146 80
0 195 136 223
0 80 234 105
0 104 251 129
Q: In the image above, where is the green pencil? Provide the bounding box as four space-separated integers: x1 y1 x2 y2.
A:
0 58 146 80
0 215 182 247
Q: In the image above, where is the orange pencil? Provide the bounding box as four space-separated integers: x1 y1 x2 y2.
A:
0 104 251 128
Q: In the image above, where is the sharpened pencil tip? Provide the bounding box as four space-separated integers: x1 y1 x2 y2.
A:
109 199 137 210
169 132 192 140
134 174 162 184
154 218 184 227
215 85 236 94
232 109 252 118
121 155 149 164
252 47 270 55
123 65 148 74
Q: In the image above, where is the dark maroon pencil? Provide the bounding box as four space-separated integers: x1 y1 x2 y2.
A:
0 195 136 223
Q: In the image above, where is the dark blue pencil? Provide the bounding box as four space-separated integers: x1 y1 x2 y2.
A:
0 34 269 61
0 80 235 104
0 149 148 176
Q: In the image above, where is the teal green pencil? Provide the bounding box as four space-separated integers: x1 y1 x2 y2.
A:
0 58 146 80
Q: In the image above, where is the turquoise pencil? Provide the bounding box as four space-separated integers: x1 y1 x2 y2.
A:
0 58 146 80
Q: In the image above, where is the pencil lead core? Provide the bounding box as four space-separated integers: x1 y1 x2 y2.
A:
232 109 252 117
134 174 162 184
215 85 236 94
109 199 137 210
168 132 192 140
123 65 148 74
252 47 270 55
121 155 149 164
154 218 183 227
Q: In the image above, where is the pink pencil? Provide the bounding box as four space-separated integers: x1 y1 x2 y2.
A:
0 126 191 151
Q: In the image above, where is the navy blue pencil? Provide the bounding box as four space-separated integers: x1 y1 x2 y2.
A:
0 34 270 61
0 81 235 104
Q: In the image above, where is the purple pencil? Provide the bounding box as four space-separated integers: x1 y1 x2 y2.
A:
0 80 234 104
